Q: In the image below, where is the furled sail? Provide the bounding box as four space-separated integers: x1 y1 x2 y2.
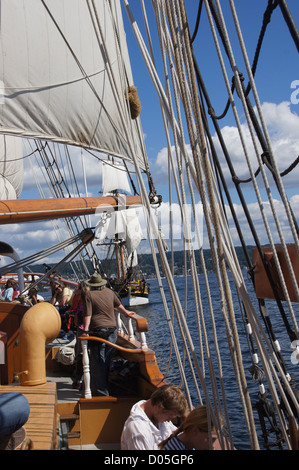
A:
0 135 23 199
0 0 147 170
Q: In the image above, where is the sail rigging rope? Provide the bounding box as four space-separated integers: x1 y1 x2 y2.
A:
123 0 279 448
169 0 257 447
123 0 299 449
187 0 299 370
0 230 90 278
191 50 298 344
227 1 299 312
200 0 299 446
162 1 231 443
204 0 299 323
127 0 247 448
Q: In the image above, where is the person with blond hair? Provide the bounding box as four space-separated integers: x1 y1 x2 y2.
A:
50 280 73 310
121 384 188 450
159 405 225 451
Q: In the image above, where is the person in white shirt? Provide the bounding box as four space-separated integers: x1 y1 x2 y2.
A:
121 384 188 450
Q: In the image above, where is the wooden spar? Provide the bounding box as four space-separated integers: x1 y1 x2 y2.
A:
0 195 142 224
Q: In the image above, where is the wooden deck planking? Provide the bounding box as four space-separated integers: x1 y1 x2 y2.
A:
0 382 59 450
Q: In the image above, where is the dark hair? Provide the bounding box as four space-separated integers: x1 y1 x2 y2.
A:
28 287 38 295
6 278 17 289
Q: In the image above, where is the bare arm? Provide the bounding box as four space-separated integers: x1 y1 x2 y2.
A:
81 315 91 336
49 288 59 305
116 304 135 316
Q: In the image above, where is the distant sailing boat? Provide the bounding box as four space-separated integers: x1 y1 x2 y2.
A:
95 161 149 306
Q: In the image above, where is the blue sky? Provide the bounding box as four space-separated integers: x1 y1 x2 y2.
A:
122 2 299 127
121 1 299 199
1 1 298 263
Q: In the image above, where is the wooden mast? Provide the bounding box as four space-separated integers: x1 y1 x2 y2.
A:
0 195 142 224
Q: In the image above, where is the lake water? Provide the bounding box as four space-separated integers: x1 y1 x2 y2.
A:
132 272 299 450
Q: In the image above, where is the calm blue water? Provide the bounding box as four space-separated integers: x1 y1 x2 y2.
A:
132 272 299 450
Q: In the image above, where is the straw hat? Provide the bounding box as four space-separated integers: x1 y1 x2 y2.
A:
85 272 107 287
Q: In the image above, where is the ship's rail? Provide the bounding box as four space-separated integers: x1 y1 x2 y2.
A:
79 310 149 398
116 311 148 349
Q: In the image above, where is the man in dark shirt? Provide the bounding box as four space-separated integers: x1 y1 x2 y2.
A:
81 272 134 396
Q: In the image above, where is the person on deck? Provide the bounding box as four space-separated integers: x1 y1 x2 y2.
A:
68 282 87 389
50 280 73 311
0 392 30 450
159 405 224 450
121 384 188 450
50 280 73 335
81 272 135 396
28 286 44 304
2 279 17 302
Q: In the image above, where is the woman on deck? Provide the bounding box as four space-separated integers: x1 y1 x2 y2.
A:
159 405 226 451
2 279 18 302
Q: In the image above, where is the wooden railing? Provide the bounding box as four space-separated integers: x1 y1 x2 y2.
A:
79 310 149 399
115 311 148 349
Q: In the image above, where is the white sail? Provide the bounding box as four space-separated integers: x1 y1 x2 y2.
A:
95 211 126 242
95 207 143 254
0 0 147 170
124 208 143 255
97 162 143 253
127 250 138 268
102 162 131 196
0 135 23 199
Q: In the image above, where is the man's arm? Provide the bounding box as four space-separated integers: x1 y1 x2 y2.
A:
81 315 91 336
81 294 92 336
121 421 158 450
116 304 135 316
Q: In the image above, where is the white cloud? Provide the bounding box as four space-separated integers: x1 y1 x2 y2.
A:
0 219 70 266
227 194 299 246
153 101 299 191
213 101 299 189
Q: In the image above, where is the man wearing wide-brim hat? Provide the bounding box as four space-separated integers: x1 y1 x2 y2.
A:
81 272 134 396
85 272 107 287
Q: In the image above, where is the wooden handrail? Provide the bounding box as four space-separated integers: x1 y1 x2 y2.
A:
123 312 148 333
78 335 144 353
79 333 146 399
78 303 149 399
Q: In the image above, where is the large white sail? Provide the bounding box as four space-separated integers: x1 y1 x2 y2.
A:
0 0 147 170
0 135 23 199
